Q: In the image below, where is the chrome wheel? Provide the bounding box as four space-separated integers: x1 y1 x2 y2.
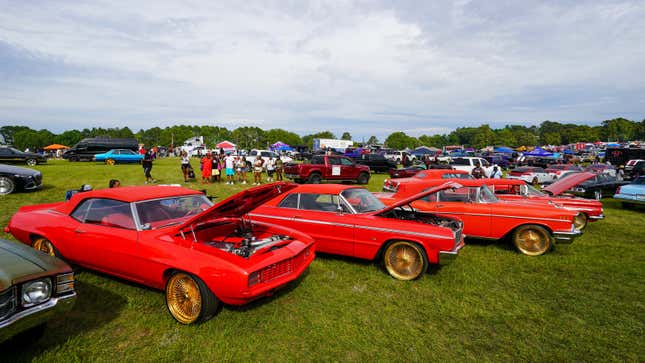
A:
166 272 219 324
26 158 37 166
573 213 588 231
513 225 552 256
106 159 116 165
0 177 15 195
33 237 56 256
383 241 427 280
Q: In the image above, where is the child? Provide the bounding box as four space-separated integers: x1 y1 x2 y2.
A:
266 157 275 182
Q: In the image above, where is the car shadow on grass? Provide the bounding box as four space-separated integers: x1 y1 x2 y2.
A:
1 280 127 361
225 269 312 313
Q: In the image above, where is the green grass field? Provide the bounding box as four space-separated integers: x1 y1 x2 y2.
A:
1 158 643 362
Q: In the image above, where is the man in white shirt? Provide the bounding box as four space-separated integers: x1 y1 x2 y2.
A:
225 153 236 184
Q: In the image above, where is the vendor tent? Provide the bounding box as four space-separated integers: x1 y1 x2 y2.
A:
413 146 438 155
524 147 553 157
215 140 236 152
270 141 293 151
43 144 70 150
493 146 514 153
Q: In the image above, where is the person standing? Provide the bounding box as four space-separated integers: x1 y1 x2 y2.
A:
224 153 235 184
275 157 284 181
266 157 276 182
180 150 191 182
471 162 485 179
201 153 213 184
236 156 248 184
491 166 502 179
211 154 221 182
142 151 155 184
253 157 264 185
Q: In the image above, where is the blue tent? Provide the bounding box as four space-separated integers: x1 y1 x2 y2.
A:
524 147 553 157
493 146 514 153
271 141 293 151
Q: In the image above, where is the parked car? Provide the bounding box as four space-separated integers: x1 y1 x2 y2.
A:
449 157 496 177
613 176 645 207
63 137 139 161
0 238 76 343
352 153 396 173
583 164 617 177
507 166 556 185
544 164 584 179
93 149 144 165
624 159 644 180
382 150 415 164
283 155 371 184
248 183 465 280
6 183 315 324
245 150 293 167
487 178 604 231
0 147 47 166
0 164 43 196
382 169 471 192
378 179 581 256
559 172 630 200
482 155 511 169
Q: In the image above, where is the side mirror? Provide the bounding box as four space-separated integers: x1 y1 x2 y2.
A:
141 223 151 230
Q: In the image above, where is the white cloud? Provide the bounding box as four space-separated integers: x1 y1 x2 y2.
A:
0 0 643 140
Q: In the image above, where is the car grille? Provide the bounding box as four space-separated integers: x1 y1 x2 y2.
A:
255 247 310 285
33 173 43 186
0 286 17 321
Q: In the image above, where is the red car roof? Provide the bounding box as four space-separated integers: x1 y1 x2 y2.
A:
288 184 363 193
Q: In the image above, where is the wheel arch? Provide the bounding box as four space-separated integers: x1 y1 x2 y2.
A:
503 222 554 240
374 237 434 263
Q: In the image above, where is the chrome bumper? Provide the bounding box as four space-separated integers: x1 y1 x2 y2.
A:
0 293 76 342
589 213 605 220
439 239 465 266
553 228 582 244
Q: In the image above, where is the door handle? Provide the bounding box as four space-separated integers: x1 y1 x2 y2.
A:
435 204 444 208
74 229 86 234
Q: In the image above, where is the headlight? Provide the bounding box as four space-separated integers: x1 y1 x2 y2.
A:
21 278 52 307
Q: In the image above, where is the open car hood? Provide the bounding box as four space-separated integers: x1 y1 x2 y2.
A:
542 172 596 196
376 181 463 215
174 182 297 232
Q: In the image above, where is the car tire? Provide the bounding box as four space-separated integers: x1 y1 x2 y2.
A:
106 159 116 165
166 272 220 324
308 173 321 184
573 213 588 231
357 172 370 184
32 237 61 257
382 241 428 280
594 190 602 200
512 225 553 256
0 176 15 195
26 158 37 166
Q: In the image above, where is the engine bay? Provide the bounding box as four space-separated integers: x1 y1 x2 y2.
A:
382 207 463 233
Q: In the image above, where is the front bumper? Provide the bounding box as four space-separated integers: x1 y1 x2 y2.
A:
553 228 582 244
589 213 605 220
0 293 76 343
438 239 465 266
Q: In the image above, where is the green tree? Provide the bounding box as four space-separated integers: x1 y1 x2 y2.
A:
341 132 352 140
302 131 336 149
384 132 419 149
265 129 303 147
366 136 379 145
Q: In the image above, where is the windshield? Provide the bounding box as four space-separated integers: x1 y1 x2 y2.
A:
479 185 498 203
135 194 213 229
634 177 645 185
341 188 385 213
523 184 546 196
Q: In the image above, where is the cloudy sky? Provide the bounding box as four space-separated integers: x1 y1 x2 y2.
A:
1 0 643 140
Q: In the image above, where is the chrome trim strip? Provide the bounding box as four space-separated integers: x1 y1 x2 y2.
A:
0 293 76 329
433 211 566 223
588 214 604 220
247 213 453 240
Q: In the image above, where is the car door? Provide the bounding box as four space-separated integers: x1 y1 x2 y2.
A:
278 192 355 256
340 157 359 178
66 198 142 281
0 148 12 163
423 186 492 237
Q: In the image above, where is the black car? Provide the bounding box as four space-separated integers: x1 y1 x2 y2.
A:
352 153 396 173
569 173 630 200
63 137 139 161
0 147 47 166
0 164 43 195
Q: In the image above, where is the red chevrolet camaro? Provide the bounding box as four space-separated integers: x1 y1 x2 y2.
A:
5 183 315 324
248 183 465 280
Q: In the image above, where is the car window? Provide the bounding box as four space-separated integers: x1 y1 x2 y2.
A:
340 188 384 213
480 159 490 167
436 187 478 203
312 156 324 164
71 199 92 222
278 194 299 209
452 158 468 165
78 198 136 229
327 157 341 165
297 193 343 212
340 158 354 166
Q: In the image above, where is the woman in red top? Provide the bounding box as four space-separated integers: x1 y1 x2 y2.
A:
201 153 213 183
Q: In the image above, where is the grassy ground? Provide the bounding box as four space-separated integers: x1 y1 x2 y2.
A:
1 158 643 362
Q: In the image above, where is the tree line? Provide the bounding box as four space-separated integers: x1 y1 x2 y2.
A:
1 117 643 151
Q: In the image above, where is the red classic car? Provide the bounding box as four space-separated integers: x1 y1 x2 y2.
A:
248 183 465 280
490 177 604 230
5 183 315 324
378 179 581 256
383 169 471 192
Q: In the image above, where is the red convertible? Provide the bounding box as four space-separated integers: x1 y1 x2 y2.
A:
489 177 604 230
5 183 315 324
248 183 465 281
383 169 471 192
378 179 581 256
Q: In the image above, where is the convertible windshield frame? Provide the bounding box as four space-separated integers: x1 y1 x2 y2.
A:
133 194 213 230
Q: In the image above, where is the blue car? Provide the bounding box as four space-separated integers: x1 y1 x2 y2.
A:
613 176 645 207
94 149 143 164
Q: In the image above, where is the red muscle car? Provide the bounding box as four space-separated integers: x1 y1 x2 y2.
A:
382 169 471 192
378 179 581 256
5 183 315 324
489 177 604 230
248 183 465 281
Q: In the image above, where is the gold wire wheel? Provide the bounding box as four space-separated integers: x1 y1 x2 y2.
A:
166 273 203 324
383 241 427 280
33 238 56 256
106 159 116 165
513 225 552 256
573 213 588 231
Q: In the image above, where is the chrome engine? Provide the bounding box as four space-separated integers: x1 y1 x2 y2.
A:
207 234 292 258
